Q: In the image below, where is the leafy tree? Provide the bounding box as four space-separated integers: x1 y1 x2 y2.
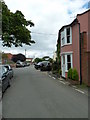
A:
34 56 53 63
12 53 26 63
42 56 49 59
34 58 43 63
48 58 53 63
11 55 17 63
2 52 8 60
1 1 35 47
56 30 61 66
42 56 53 62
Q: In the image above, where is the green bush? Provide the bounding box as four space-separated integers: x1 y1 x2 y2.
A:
52 62 58 71
72 69 79 81
68 68 73 79
59 69 62 75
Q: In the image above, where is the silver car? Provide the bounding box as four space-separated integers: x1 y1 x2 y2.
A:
0 65 11 93
4 64 13 79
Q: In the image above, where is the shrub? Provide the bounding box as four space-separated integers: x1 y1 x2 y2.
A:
72 69 79 81
68 68 73 79
59 69 62 75
52 62 58 71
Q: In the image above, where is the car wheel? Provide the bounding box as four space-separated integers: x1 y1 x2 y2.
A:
40 68 43 71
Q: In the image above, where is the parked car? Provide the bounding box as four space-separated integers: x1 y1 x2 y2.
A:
27 63 30 66
34 62 42 70
40 61 52 71
16 61 24 68
34 61 52 71
23 62 30 67
4 64 13 79
0 65 11 93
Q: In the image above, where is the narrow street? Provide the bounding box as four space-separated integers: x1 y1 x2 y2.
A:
2 65 88 118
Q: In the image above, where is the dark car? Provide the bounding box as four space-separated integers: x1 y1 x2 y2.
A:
4 64 13 79
23 62 30 67
34 62 42 70
0 65 11 93
40 61 52 71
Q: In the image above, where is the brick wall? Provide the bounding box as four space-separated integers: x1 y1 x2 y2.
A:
7 53 13 60
81 32 89 86
88 52 90 86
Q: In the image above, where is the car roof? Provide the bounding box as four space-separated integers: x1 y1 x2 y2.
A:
37 62 42 65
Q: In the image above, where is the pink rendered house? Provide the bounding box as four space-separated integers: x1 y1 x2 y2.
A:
59 9 90 85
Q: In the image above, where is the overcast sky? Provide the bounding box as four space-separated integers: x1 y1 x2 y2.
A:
1 0 89 58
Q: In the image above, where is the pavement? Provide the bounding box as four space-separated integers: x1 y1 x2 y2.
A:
48 71 88 96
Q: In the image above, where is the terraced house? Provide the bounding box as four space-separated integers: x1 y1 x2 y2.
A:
58 9 90 86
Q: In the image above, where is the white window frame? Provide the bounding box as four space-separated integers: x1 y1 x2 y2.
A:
66 53 73 72
61 27 72 46
61 52 73 72
61 29 65 46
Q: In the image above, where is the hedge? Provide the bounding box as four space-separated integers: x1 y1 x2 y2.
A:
72 69 79 81
68 68 79 81
68 68 73 79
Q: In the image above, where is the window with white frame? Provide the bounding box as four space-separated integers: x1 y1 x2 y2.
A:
61 53 73 72
66 27 70 43
61 29 65 46
61 27 72 46
66 54 73 71
67 54 71 70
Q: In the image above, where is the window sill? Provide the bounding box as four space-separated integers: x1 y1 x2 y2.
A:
61 43 72 47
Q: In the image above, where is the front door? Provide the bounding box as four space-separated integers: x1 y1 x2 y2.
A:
62 55 65 77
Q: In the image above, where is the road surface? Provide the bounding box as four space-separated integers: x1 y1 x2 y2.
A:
2 65 88 118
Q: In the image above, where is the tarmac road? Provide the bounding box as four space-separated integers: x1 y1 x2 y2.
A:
2 65 88 118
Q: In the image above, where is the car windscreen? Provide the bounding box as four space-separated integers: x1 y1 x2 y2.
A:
37 62 42 65
4 66 9 70
42 61 49 66
0 66 7 78
2 67 7 74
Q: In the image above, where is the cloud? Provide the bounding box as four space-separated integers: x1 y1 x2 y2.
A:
2 0 89 58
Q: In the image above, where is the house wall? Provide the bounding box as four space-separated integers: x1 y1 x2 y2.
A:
7 53 13 60
88 52 90 86
61 45 73 53
81 32 88 85
77 10 90 51
88 11 90 86
72 24 80 80
60 10 90 85
88 10 90 52
60 28 73 78
77 10 90 85
60 24 80 80
26 58 33 63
